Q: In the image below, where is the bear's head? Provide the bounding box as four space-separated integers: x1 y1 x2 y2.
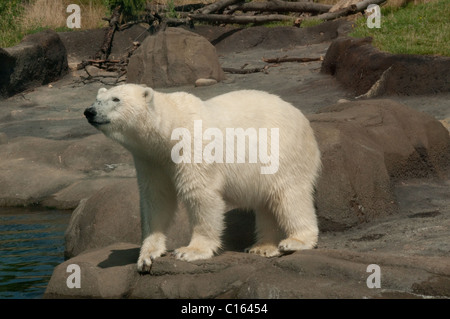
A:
84 84 154 141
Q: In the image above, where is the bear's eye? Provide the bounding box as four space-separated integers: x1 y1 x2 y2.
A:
112 97 120 102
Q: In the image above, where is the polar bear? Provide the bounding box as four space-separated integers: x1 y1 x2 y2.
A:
84 84 321 273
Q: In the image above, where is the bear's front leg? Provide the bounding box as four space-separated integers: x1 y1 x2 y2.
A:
174 192 225 262
137 196 176 272
135 161 177 273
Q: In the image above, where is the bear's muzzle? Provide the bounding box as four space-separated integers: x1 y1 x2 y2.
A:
84 107 96 119
84 107 110 126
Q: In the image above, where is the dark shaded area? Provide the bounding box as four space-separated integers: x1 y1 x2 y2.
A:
222 209 255 252
98 247 139 268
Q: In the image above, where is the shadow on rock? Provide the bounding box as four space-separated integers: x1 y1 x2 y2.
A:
97 247 140 269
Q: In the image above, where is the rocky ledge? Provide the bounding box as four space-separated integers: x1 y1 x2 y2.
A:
44 241 450 299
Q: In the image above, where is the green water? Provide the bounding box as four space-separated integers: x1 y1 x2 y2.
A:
0 207 71 299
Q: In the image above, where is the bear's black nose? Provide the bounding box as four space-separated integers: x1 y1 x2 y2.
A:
84 107 97 119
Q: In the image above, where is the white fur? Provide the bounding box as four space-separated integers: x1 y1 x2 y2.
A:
86 84 321 273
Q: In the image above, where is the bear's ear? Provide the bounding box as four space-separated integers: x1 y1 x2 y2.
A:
143 87 153 103
98 88 107 95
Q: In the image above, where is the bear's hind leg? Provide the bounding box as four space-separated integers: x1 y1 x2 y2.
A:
273 186 319 253
246 207 282 257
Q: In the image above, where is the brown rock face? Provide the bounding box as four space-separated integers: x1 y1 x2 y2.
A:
0 30 68 98
310 99 450 231
321 37 450 96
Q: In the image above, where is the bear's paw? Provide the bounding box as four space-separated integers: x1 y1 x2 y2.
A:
137 242 166 273
245 244 281 257
278 237 316 252
173 245 215 262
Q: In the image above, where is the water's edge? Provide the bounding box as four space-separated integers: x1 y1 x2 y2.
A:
0 207 71 299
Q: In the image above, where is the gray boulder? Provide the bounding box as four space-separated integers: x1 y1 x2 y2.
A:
0 29 68 98
64 180 141 259
321 37 450 96
0 134 134 208
311 99 450 230
44 242 450 298
127 28 225 87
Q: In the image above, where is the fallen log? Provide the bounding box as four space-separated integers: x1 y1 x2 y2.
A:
188 13 296 24
228 0 332 15
118 19 148 31
306 0 387 22
198 0 244 14
164 17 194 27
188 0 386 26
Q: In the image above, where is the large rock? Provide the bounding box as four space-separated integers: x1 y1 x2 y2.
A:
0 29 68 98
321 37 450 96
44 242 450 298
0 134 134 208
64 180 141 259
311 99 450 230
0 159 83 207
314 100 450 179
127 28 225 88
